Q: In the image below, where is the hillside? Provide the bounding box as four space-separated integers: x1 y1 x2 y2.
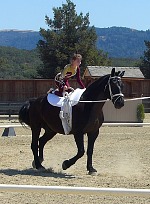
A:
0 30 41 50
0 46 42 79
96 27 150 58
0 27 150 58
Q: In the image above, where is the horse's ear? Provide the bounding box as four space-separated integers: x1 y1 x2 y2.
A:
119 71 125 77
111 68 115 76
117 71 121 76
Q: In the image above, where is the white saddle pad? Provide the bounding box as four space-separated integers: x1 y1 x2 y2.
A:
47 88 86 107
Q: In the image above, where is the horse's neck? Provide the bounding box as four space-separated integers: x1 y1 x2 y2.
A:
80 76 109 118
81 75 109 102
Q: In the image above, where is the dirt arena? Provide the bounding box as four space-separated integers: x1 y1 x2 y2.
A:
0 115 150 204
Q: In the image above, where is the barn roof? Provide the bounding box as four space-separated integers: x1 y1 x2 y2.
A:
83 66 145 78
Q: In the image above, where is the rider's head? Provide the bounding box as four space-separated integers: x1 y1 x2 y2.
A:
71 54 82 66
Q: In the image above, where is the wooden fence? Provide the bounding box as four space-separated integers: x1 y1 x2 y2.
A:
0 79 80 102
0 78 150 102
0 79 149 121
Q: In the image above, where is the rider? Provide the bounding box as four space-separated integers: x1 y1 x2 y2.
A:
54 53 85 96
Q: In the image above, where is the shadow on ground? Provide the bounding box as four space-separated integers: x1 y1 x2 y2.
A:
0 168 75 179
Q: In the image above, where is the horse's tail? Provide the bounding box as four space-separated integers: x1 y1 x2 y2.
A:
19 101 30 126
19 99 36 127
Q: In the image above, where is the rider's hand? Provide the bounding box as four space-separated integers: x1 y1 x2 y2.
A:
63 85 68 91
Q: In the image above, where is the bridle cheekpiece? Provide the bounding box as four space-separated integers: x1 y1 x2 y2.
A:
105 76 124 105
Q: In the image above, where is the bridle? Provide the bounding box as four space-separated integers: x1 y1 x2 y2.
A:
105 76 124 105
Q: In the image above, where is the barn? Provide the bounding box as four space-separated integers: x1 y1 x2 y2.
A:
83 66 146 98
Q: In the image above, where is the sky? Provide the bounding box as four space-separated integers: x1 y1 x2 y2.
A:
0 0 150 31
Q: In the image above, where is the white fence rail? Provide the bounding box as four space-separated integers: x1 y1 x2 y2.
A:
0 184 150 197
0 123 150 129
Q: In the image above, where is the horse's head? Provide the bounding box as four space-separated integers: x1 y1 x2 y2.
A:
105 68 125 109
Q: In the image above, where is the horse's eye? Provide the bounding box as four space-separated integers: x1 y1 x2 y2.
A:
112 78 118 83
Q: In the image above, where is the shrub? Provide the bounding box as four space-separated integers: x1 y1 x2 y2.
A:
137 103 145 122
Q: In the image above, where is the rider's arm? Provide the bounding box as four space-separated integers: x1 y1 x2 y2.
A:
76 67 85 88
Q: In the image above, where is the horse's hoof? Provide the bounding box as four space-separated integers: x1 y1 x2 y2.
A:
38 166 46 171
62 160 69 170
88 168 97 175
32 160 45 170
32 158 44 168
88 171 97 176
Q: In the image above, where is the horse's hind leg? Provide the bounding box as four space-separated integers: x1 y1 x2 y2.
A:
31 127 44 170
39 128 56 163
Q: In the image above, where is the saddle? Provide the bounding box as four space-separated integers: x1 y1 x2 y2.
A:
47 88 85 107
47 88 86 134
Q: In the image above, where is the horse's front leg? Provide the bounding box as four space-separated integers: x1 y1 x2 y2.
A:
87 129 99 174
62 133 85 170
31 128 45 170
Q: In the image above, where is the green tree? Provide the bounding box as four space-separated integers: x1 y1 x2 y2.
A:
37 0 110 78
139 40 150 78
0 46 42 79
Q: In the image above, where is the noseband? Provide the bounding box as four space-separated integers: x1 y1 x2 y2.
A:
105 76 124 104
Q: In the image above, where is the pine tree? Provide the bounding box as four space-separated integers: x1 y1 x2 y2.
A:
37 0 110 78
140 40 150 78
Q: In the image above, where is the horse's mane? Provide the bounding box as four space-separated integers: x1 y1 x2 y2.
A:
81 74 110 101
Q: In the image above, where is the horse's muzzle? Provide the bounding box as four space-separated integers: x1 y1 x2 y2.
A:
113 96 124 109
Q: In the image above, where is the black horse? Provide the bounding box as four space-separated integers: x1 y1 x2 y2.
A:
19 68 125 174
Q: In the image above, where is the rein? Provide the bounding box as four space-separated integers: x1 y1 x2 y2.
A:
78 96 150 103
